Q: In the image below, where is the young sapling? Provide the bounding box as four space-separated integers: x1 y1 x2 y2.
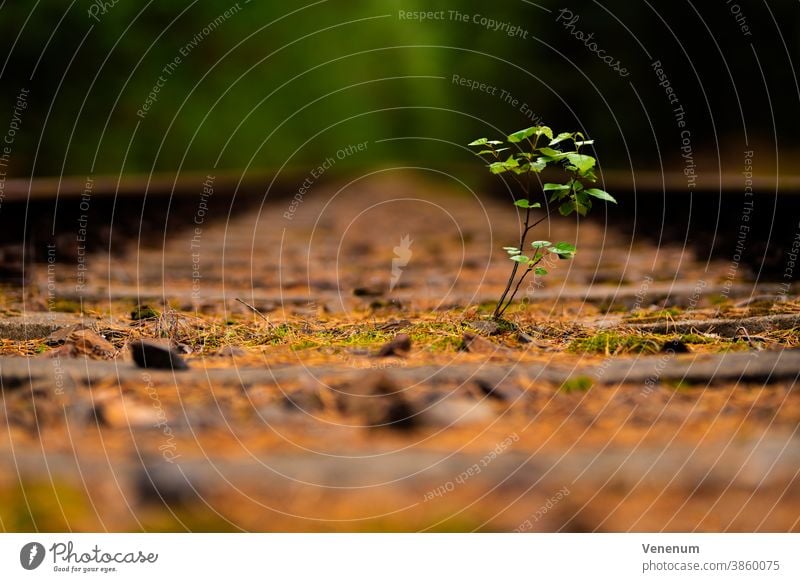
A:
468 126 616 320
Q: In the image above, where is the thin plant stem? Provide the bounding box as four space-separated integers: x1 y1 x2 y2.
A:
496 257 543 318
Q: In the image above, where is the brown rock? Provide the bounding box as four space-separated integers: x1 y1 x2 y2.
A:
130 339 189 370
68 329 116 359
45 323 90 345
353 285 384 297
473 378 525 402
376 333 412 357
282 383 325 413
336 373 416 430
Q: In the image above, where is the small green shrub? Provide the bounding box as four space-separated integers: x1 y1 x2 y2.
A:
469 126 616 319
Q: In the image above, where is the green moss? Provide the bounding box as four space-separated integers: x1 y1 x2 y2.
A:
560 376 594 393
568 331 661 355
678 333 714 344
131 304 159 320
290 339 320 351
625 307 682 322
708 293 729 306
664 378 692 391
597 301 629 314
569 329 745 355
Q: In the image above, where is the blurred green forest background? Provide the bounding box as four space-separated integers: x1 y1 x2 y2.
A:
0 0 797 179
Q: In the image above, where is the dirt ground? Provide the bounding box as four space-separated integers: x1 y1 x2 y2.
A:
1 173 798 532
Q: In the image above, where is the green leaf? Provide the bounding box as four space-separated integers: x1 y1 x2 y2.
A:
507 127 536 143
490 160 520 174
503 246 521 255
510 255 530 263
551 242 576 253
534 267 548 276
530 159 547 172
543 183 570 192
537 147 567 159
514 199 541 208
510 164 532 175
477 147 509 156
530 240 552 248
468 138 488 146
548 132 574 146
558 201 576 216
488 162 507 174
487 140 504 145
565 153 596 174
507 126 553 143
549 242 576 259
584 188 617 203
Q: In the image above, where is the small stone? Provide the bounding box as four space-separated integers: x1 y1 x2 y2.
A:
661 339 690 354
135 460 194 506
369 298 403 310
353 286 384 297
516 331 536 343
130 339 189 370
67 329 116 359
45 323 90 346
336 373 416 430
376 333 412 357
473 378 525 402
282 385 325 413
216 346 246 357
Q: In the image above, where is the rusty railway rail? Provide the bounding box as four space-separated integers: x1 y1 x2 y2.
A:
1 168 799 283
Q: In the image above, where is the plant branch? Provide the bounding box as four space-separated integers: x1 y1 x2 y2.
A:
493 204 531 319
496 256 543 318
